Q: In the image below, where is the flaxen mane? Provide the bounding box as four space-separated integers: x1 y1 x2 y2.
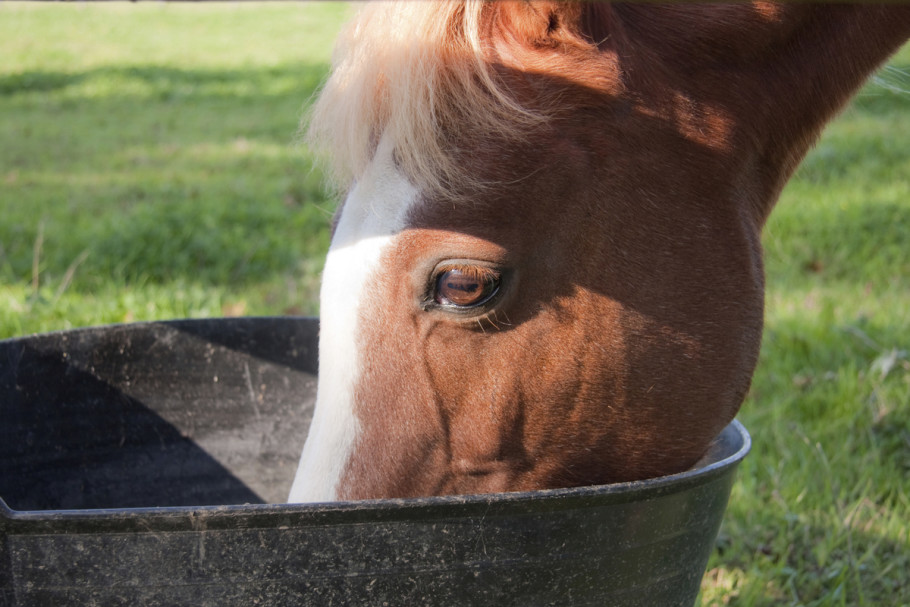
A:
306 1 595 197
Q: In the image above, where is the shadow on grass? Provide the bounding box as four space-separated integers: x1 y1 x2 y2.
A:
0 63 330 99
0 62 337 289
0 70 77 96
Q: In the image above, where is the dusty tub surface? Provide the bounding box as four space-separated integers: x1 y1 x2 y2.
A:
0 317 750 607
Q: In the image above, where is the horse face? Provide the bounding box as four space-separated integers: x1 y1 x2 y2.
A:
289 103 766 501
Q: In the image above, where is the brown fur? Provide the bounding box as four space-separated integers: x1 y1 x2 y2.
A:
322 3 910 499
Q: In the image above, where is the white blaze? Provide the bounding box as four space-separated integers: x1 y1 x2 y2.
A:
288 137 419 502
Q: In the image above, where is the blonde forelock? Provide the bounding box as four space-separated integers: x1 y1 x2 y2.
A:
305 1 547 198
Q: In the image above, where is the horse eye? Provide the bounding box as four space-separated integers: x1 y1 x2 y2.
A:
434 266 501 308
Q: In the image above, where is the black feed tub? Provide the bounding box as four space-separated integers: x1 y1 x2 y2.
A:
0 317 749 606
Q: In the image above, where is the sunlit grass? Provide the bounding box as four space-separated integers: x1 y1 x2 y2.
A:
0 2 351 71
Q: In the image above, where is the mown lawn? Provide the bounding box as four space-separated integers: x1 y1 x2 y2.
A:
0 2 350 335
1 5 907 606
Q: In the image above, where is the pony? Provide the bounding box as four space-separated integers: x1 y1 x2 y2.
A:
288 2 910 502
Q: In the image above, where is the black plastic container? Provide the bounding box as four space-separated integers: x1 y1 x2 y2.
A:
0 317 750 606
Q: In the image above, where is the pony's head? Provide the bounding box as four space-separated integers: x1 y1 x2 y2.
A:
289 1 909 501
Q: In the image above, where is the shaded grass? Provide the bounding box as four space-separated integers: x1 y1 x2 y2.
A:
0 6 907 606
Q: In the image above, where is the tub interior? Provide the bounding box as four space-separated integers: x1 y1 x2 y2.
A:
0 317 317 511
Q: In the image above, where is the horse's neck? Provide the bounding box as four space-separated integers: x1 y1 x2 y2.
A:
622 4 910 123
616 4 910 222
729 6 910 174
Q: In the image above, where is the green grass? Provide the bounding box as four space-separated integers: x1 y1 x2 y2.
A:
698 50 910 606
1 6 908 606
0 2 351 335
